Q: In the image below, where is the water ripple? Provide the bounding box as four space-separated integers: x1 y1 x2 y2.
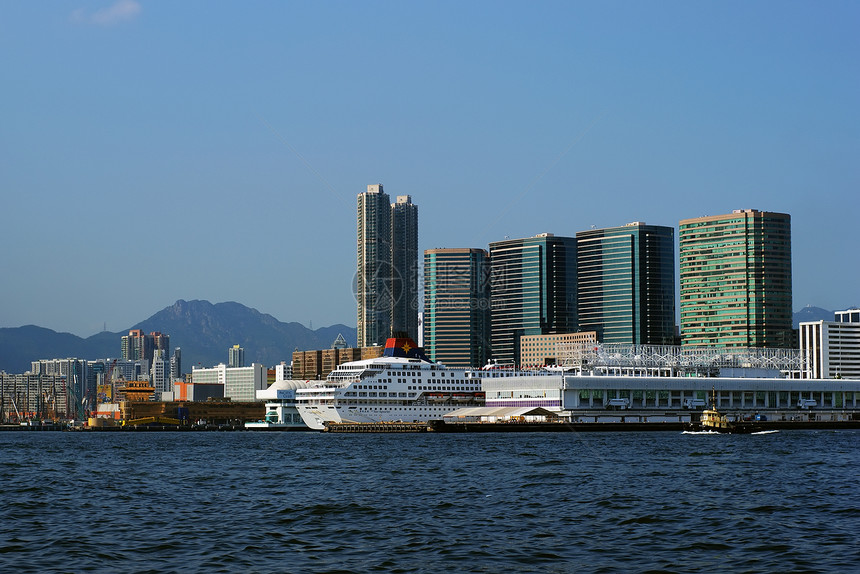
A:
0 430 857 572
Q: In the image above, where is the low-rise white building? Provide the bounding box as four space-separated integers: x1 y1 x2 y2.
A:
800 309 860 379
191 363 267 402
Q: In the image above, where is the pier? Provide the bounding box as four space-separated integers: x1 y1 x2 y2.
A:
321 416 860 433
324 421 430 433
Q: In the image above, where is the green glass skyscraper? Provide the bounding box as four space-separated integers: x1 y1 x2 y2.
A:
576 222 675 345
679 209 792 348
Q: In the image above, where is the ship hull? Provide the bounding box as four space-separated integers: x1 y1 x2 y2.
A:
297 403 476 431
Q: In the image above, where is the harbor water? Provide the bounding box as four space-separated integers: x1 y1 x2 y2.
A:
1 430 858 572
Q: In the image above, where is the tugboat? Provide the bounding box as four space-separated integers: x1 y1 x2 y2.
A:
700 389 764 434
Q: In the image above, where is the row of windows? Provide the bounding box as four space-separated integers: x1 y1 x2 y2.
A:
406 386 471 391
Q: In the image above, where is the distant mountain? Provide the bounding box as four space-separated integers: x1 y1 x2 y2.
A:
793 306 834 328
0 300 356 374
132 300 355 370
0 326 118 374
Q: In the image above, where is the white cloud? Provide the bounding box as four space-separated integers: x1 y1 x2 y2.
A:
72 0 142 26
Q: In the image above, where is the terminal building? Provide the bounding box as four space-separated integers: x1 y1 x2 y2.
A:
245 369 314 429
468 342 860 423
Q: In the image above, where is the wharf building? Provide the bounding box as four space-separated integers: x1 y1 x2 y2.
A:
800 309 860 379
679 209 793 348
576 222 675 345
357 184 419 347
489 233 577 365
468 343 860 423
423 248 491 367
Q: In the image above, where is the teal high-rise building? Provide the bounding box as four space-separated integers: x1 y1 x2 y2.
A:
489 234 577 364
423 248 491 367
576 222 676 345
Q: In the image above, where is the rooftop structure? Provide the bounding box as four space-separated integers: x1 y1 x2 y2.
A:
556 341 804 377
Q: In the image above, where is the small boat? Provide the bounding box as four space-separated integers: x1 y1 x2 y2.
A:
699 389 764 434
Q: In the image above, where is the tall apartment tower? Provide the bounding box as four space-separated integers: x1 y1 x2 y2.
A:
576 222 675 345
121 330 169 363
357 184 419 347
424 248 491 367
228 344 245 368
151 349 172 396
170 348 182 381
391 195 419 340
489 233 577 364
357 185 392 347
679 209 793 348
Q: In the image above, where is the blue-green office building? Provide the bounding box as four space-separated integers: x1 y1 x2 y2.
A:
576 222 675 345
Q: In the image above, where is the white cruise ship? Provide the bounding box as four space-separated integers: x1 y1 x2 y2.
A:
295 338 487 430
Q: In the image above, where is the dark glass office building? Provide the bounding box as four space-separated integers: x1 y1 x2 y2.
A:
576 222 675 345
489 234 577 364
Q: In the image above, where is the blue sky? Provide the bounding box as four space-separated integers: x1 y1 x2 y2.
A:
2 1 858 337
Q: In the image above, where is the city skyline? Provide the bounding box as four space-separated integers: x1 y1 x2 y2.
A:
2 2 858 337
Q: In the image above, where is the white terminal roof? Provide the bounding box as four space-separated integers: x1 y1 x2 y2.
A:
256 379 314 399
